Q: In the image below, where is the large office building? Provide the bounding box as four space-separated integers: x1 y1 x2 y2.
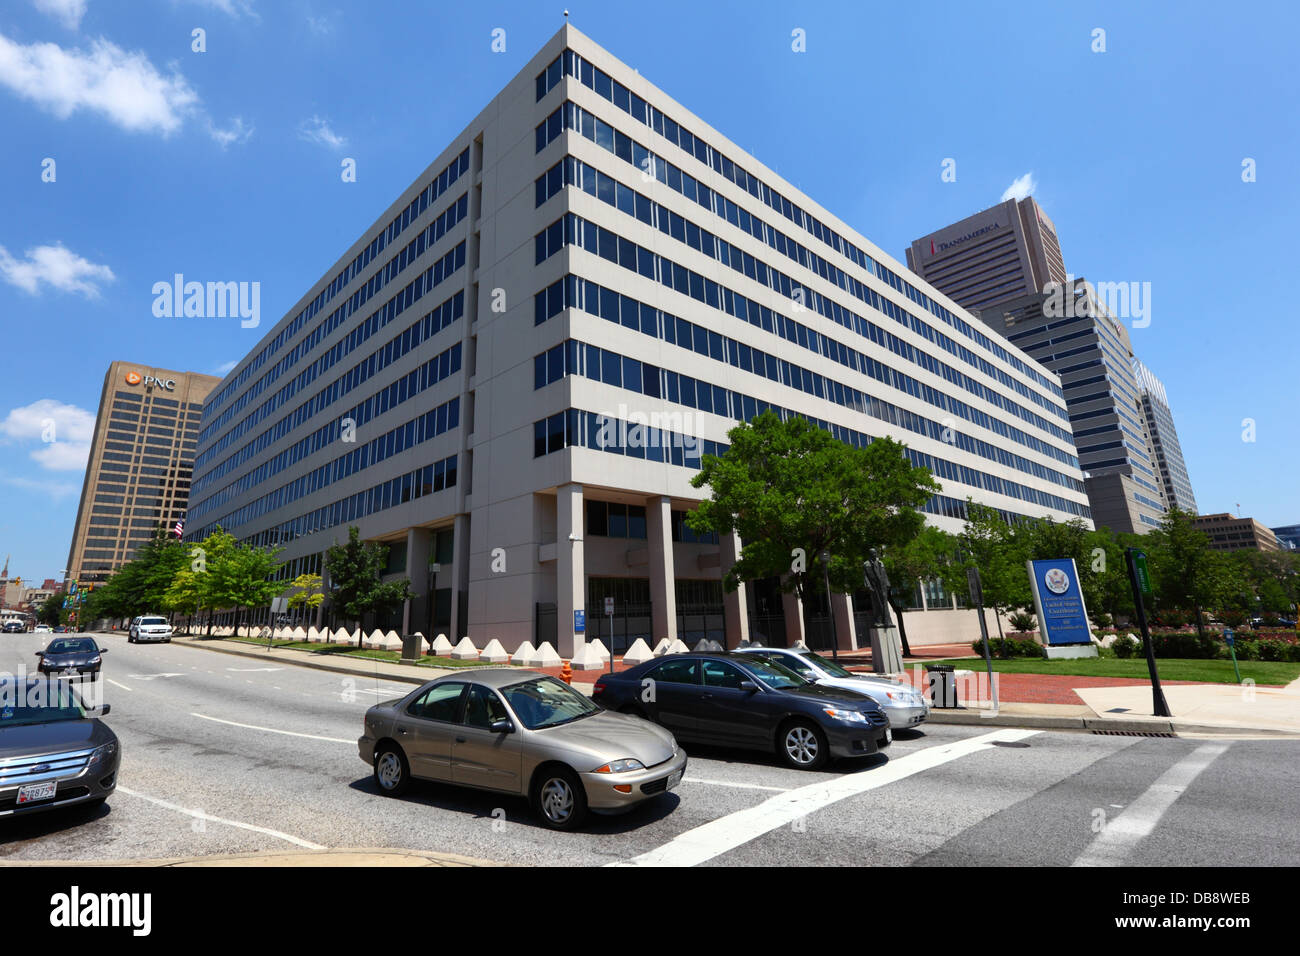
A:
1193 514 1280 553
905 197 1067 316
969 281 1166 533
186 26 1090 657
66 363 220 587
1132 358 1198 514
1270 524 1300 551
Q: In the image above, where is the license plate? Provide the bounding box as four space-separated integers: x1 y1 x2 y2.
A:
666 769 683 791
17 781 57 804
884 727 893 744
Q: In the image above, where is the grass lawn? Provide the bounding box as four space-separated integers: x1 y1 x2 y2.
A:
924 656 1300 686
214 634 506 667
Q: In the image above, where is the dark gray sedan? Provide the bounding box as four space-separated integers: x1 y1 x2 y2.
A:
36 637 107 677
0 678 119 817
359 669 687 830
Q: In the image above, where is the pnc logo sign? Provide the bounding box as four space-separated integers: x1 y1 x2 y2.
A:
125 370 176 391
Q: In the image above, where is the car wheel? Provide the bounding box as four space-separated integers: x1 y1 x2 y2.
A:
373 745 410 797
532 766 588 831
778 720 829 771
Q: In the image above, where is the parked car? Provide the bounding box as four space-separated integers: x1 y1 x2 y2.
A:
128 616 172 643
34 624 52 634
359 669 686 831
35 637 107 677
736 646 929 729
52 626 67 634
1 622 25 634
593 652 891 771
0 676 119 817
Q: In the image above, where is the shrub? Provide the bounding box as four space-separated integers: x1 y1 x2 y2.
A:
1089 610 1113 629
970 636 1043 658
1112 634 1140 658
1008 611 1038 634
1150 631 1219 659
1219 609 1248 627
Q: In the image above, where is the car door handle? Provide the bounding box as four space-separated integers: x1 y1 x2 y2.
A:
700 694 713 701
455 736 467 743
396 726 408 735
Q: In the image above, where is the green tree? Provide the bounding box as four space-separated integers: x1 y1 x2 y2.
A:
286 572 324 624
38 591 66 627
324 526 414 644
880 525 959 656
955 501 1029 639
1147 508 1241 637
685 412 940 608
205 539 284 637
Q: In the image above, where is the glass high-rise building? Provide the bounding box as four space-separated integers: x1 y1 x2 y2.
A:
1132 358 1197 514
186 26 1090 656
66 362 220 588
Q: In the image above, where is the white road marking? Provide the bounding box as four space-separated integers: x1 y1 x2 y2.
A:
226 667 283 673
116 786 326 850
105 678 133 692
127 673 185 681
685 777 791 793
190 712 352 744
1072 742 1229 867
352 686 414 697
612 728 1040 867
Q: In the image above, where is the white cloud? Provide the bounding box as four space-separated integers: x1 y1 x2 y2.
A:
0 243 115 297
213 359 238 375
206 114 253 147
33 0 88 30
0 32 200 134
183 0 258 17
298 114 346 149
1000 172 1037 202
0 399 95 474
306 12 337 35
0 474 80 499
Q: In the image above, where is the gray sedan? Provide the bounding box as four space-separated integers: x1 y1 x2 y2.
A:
358 669 687 830
738 646 930 730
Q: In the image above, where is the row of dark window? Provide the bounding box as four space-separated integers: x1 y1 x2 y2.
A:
534 62 1063 399
194 240 465 475
536 153 1070 432
584 500 718 545
199 191 468 448
192 289 464 501
534 273 1084 494
203 148 469 420
536 206 1076 460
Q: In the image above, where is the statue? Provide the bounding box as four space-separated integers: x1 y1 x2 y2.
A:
863 549 894 629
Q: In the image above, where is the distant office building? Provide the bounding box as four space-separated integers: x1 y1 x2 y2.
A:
66 362 221 587
906 197 1067 315
1193 513 1280 552
185 25 1090 657
1131 359 1197 513
969 280 1166 534
1270 524 1300 551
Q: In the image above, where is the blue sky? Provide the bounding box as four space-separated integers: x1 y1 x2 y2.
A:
1 0 1296 584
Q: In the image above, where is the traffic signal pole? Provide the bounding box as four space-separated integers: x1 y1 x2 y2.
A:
1126 548 1171 718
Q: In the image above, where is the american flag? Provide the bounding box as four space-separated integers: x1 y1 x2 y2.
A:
174 514 185 538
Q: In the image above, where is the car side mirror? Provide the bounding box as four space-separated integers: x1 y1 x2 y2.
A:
99 649 108 655
738 680 758 693
489 719 514 734
99 704 111 716
34 651 42 657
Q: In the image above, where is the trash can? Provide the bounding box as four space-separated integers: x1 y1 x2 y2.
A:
927 664 958 708
400 633 423 663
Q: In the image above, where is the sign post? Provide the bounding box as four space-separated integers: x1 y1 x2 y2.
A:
1125 548 1171 717
604 596 615 674
1224 627 1242 684
967 566 998 711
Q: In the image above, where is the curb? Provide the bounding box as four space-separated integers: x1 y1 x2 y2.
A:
1 847 501 867
153 636 431 686
924 709 1300 737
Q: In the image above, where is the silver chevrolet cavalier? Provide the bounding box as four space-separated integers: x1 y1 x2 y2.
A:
358 669 687 830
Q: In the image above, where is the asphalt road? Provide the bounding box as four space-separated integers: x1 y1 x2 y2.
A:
2 630 1298 866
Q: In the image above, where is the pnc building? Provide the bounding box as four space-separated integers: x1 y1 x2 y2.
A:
187 26 1090 656
66 362 220 589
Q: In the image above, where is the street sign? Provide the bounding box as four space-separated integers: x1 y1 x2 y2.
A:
573 610 585 633
966 567 983 607
1132 550 1153 597
1026 558 1092 645
604 596 615 616
1224 628 1234 647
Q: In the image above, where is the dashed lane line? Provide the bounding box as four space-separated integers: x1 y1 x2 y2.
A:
116 786 326 850
190 712 352 744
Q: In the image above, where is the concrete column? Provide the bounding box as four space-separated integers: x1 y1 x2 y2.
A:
720 532 749 648
448 513 470 640
780 578 805 648
403 527 433 635
646 496 678 645
831 592 857 651
556 484 585 659
918 577 929 611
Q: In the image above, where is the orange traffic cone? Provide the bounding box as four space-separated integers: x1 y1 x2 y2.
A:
560 660 572 684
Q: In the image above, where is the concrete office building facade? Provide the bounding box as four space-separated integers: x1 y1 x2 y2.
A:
1194 514 1280 553
905 197 1067 316
67 362 220 588
1132 358 1198 514
187 26 1090 656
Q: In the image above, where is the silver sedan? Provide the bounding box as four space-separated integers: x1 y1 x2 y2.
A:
358 669 687 830
737 646 930 730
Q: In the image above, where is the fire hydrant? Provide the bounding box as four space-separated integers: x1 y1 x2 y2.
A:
560 661 572 684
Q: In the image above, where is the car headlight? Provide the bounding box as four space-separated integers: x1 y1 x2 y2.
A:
593 758 646 773
87 741 117 771
823 708 869 724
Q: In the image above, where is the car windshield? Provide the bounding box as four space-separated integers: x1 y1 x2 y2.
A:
501 676 600 730
802 651 854 678
0 681 87 726
46 639 96 655
738 656 808 690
